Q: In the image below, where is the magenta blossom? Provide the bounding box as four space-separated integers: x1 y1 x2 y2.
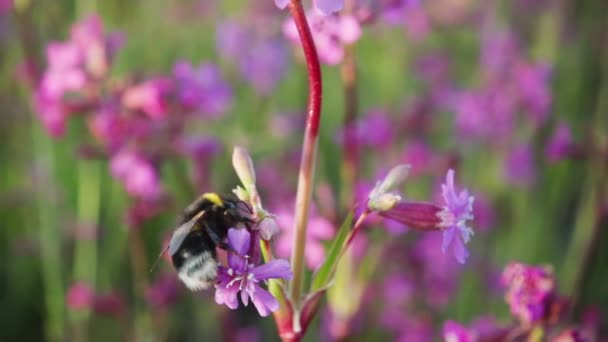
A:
110 148 162 200
438 169 475 264
274 206 335 269
284 10 361 65
173 60 233 117
274 0 343 15
215 229 292 317
443 321 475 342
502 262 556 325
545 121 573 163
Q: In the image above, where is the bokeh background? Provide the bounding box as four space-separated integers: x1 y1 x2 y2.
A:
0 0 607 341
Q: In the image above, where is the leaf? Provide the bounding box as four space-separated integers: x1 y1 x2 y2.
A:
310 211 353 292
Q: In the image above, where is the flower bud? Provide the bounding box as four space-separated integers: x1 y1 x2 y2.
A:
258 216 280 241
368 164 410 211
368 193 401 211
233 185 249 202
232 146 256 191
379 201 443 231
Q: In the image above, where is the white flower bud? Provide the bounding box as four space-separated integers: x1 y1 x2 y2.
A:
232 146 256 191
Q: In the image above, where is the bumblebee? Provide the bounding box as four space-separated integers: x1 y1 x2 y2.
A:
162 193 254 291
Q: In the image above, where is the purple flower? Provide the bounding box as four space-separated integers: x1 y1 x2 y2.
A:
216 21 289 96
40 42 87 99
284 11 361 65
274 206 334 269
453 88 516 142
472 193 495 232
413 233 461 308
240 39 290 96
122 78 172 119
216 21 251 61
514 61 552 125
66 282 95 310
438 169 474 264
443 321 474 342
443 317 507 342
545 121 573 163
0 0 12 13
69 14 115 77
215 229 292 316
359 109 394 148
274 0 344 15
88 103 130 149
401 140 435 177
504 144 535 186
381 0 431 41
502 262 556 325
173 60 233 117
66 282 125 317
110 149 162 200
34 92 68 137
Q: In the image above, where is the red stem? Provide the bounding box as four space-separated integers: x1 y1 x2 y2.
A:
288 0 323 307
288 0 322 138
284 0 323 340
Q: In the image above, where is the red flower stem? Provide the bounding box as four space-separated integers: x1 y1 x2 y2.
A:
288 0 323 313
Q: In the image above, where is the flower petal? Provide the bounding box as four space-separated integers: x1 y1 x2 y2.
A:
250 284 279 317
441 226 456 253
227 228 251 271
313 0 344 15
251 259 293 281
274 0 289 10
215 283 239 310
240 286 250 307
452 234 469 264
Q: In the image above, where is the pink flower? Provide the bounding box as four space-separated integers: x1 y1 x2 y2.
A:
284 11 361 65
274 0 344 15
545 121 573 163
502 262 556 325
122 78 173 119
110 149 162 200
66 282 95 310
274 206 334 269
438 169 475 264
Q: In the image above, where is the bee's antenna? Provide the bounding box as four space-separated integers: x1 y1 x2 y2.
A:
149 245 170 273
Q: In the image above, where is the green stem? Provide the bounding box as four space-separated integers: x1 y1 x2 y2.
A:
70 160 102 339
33 121 65 342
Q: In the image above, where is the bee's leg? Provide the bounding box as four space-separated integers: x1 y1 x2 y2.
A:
204 226 230 250
204 225 249 258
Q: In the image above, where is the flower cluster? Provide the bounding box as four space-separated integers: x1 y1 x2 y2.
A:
36 15 232 214
283 10 361 65
502 262 557 325
274 0 344 16
444 262 593 341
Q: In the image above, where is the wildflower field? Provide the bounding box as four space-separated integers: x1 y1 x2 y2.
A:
0 0 606 341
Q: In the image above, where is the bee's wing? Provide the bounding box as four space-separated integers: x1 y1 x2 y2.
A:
168 210 206 256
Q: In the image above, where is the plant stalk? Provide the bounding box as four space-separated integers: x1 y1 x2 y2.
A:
288 0 323 312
